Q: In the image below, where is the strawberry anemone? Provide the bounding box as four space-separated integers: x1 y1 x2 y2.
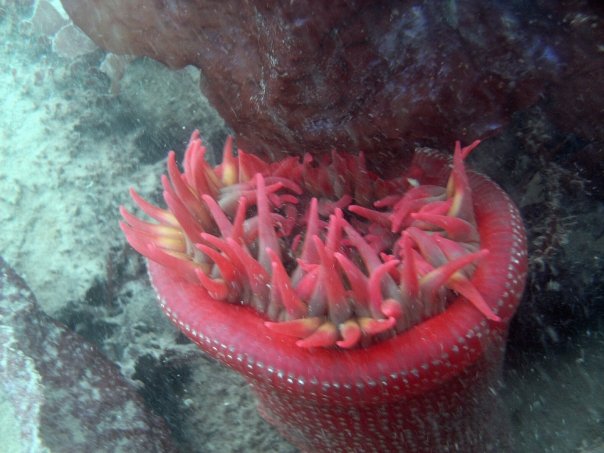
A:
120 131 527 452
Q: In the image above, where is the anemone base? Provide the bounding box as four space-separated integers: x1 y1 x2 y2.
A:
251 337 511 453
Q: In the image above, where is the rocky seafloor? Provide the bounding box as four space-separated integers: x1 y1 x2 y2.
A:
1 2 603 452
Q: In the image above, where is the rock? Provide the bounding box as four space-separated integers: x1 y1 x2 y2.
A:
0 256 175 453
52 23 98 59
30 0 68 36
60 0 603 169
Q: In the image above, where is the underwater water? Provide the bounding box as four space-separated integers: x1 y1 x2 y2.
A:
1 1 603 452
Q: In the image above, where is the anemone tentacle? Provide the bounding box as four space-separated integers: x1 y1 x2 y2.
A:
120 131 499 349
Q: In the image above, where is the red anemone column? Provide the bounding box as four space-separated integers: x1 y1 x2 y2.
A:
121 132 527 452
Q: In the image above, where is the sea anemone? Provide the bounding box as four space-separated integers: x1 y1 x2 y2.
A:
120 131 527 451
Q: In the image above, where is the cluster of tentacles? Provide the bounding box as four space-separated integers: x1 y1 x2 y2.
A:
120 131 499 349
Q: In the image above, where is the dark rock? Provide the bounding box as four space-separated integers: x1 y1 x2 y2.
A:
61 0 603 170
0 256 176 452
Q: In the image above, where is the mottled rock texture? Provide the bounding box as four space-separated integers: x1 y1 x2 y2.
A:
0 256 175 452
61 0 603 169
